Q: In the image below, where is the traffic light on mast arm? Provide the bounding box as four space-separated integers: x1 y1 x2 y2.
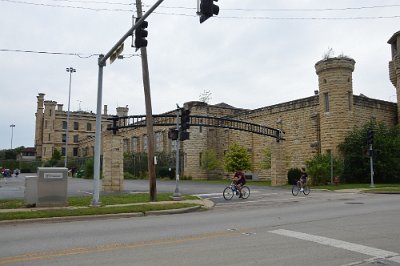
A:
199 0 219 23
134 18 148 49
180 109 191 131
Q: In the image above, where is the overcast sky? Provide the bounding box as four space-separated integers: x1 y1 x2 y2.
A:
0 0 399 150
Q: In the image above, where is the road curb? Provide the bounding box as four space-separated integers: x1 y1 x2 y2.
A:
0 199 214 225
145 205 202 216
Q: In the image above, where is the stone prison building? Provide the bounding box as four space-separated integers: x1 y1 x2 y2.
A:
35 31 400 191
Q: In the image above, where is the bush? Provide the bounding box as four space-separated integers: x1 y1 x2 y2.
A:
157 167 174 179
305 154 343 185
224 143 252 172
287 168 302 185
84 159 94 179
339 122 400 183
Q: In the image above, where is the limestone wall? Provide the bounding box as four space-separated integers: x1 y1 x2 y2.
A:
353 96 397 127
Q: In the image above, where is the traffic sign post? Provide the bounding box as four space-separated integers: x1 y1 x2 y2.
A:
369 144 375 188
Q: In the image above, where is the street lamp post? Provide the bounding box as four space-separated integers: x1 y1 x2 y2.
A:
65 67 76 168
10 124 15 149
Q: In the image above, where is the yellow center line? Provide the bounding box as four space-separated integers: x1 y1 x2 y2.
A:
0 229 252 265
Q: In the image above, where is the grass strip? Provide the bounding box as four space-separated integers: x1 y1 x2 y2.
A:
0 203 197 221
0 193 198 209
314 183 400 191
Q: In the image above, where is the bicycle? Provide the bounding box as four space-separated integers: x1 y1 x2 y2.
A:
292 180 310 196
223 182 250 200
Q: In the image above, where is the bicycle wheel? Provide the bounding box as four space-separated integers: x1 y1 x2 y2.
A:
241 186 250 199
292 185 300 196
303 185 310 195
223 187 234 200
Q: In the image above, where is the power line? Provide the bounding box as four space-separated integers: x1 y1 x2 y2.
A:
222 4 400 12
0 48 139 58
152 12 400 20
1 0 400 20
50 0 134 6
0 0 134 12
28 0 400 12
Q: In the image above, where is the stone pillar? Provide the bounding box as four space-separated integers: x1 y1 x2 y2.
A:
102 133 124 192
271 141 287 186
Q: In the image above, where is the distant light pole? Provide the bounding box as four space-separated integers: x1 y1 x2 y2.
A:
65 67 76 168
10 124 15 149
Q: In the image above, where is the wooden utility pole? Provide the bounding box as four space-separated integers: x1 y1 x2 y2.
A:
136 0 157 201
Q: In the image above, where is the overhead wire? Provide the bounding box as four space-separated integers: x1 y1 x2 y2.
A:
1 0 400 20
0 48 139 59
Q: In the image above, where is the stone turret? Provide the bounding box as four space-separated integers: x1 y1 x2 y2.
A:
35 93 45 159
42 100 57 160
388 31 400 123
315 57 356 155
116 106 129 126
116 106 129 117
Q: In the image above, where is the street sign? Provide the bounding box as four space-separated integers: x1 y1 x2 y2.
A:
110 43 124 64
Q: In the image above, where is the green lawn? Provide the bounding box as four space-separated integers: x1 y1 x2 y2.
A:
313 183 400 191
0 193 200 221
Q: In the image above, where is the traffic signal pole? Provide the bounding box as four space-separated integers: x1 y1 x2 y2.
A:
92 0 218 205
136 0 157 201
92 0 164 206
369 144 375 188
173 107 182 199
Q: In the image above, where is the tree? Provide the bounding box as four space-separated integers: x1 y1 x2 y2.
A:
201 149 221 172
305 154 342 185
224 143 252 173
48 149 62 167
84 158 94 179
0 146 24 160
199 90 212 104
338 121 400 183
201 149 222 179
261 147 271 170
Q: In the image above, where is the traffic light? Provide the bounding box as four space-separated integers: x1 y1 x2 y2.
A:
168 128 178 140
134 18 148 49
199 0 219 23
180 109 191 131
367 129 374 145
179 131 190 141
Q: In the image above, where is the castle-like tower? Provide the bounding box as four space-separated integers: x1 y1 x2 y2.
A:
388 31 400 123
34 93 45 159
315 57 356 155
34 93 115 162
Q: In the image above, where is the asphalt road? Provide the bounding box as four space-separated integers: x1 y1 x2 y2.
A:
1 174 400 265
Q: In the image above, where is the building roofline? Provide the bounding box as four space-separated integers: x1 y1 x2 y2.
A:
388 31 400 44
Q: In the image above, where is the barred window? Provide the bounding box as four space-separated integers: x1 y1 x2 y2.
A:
155 132 163 152
324 92 330 112
131 137 139 153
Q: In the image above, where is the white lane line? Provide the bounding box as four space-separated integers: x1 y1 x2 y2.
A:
390 256 400 263
270 229 399 262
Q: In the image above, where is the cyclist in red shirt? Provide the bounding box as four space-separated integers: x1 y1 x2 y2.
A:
232 170 246 198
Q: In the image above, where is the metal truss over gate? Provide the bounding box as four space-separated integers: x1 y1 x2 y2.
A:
109 114 284 141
